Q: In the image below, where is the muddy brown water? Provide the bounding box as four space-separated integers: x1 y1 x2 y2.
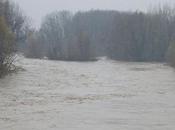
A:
0 57 175 130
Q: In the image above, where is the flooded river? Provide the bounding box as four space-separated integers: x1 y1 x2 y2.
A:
0 58 175 130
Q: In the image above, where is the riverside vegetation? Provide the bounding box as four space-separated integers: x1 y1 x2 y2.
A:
1 0 175 77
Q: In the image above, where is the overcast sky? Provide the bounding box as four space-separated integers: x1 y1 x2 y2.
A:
13 0 175 27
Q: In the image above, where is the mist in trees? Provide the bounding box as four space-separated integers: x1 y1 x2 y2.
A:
25 8 175 63
1 0 175 72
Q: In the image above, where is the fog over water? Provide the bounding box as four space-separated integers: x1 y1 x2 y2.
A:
13 0 175 27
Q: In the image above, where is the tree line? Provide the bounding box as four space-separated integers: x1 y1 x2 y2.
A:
1 0 175 77
25 7 175 65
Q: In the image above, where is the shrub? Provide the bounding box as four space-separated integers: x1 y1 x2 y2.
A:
0 17 15 77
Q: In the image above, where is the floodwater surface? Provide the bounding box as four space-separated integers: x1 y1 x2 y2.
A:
0 58 175 130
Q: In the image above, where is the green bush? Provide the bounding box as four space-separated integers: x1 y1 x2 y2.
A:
0 17 15 77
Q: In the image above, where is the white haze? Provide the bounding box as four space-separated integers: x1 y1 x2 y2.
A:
13 0 175 28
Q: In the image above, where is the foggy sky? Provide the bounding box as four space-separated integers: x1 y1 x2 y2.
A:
13 0 175 27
